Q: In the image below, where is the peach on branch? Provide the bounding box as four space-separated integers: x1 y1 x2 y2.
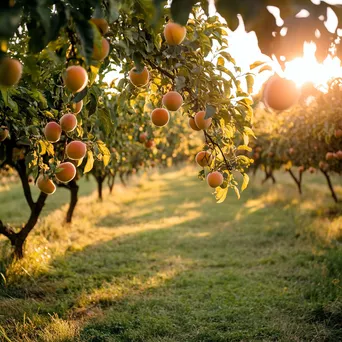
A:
44 122 62 143
336 150 342 160
60 113 77 132
66 141 87 160
90 18 109 35
92 38 110 61
188 117 201 131
207 171 224 188
139 132 148 143
162 91 183 111
335 129 342 139
151 108 170 127
0 57 22 87
145 140 154 148
71 100 83 114
63 66 88 93
195 151 213 167
55 162 76 183
37 175 56 195
129 66 149 87
263 76 300 111
326 152 335 161
164 22 186 45
194 111 212 130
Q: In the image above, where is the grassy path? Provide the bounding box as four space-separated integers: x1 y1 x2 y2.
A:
0 168 341 341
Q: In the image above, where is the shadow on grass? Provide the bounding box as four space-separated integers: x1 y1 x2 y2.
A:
1 170 342 341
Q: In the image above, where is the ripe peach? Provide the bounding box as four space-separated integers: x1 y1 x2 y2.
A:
194 111 212 130
195 151 213 167
162 91 183 111
37 175 56 195
139 132 148 143
92 37 110 61
335 129 342 139
0 127 9 142
253 152 260 160
129 66 149 87
0 57 22 87
298 166 305 173
319 161 329 171
145 140 154 148
55 162 76 183
326 152 335 161
207 171 224 188
164 22 186 45
263 76 300 111
71 100 83 114
44 122 62 143
188 117 201 131
336 150 342 160
309 167 316 174
90 18 109 35
60 113 77 132
288 147 295 155
255 146 262 152
66 141 87 160
63 66 88 93
151 108 170 127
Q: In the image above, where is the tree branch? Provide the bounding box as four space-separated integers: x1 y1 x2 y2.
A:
146 59 175 80
0 220 16 244
15 159 35 210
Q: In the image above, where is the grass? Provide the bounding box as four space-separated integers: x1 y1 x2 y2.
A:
0 167 341 342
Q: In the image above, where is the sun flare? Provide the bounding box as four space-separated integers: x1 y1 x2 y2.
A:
283 42 342 90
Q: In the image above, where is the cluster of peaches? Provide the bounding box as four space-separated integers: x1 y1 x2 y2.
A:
0 18 110 195
128 22 224 189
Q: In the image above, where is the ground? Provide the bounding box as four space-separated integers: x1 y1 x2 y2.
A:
0 167 341 342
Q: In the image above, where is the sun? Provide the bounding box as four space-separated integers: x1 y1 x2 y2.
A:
283 42 342 91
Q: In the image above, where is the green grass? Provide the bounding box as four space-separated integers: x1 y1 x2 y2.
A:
0 167 341 342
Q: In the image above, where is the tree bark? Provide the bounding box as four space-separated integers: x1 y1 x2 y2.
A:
66 180 79 223
96 176 104 201
119 172 126 187
320 169 339 203
288 169 302 195
108 172 116 194
261 167 276 185
0 159 48 259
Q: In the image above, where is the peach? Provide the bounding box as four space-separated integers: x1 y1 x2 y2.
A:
336 150 342 160
0 127 9 142
92 37 110 61
63 66 88 93
195 151 213 167
326 152 335 161
90 18 109 35
0 57 22 87
298 166 305 173
129 66 149 87
66 141 87 160
188 117 201 131
139 132 148 143
194 111 212 130
55 162 76 183
164 22 186 45
151 108 170 127
44 122 62 143
145 140 154 148
207 171 224 188
60 113 77 132
335 129 342 139
309 167 316 174
71 100 83 114
162 91 183 111
37 175 56 195
263 76 300 111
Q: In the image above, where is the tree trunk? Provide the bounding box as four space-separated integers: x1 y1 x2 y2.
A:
97 177 103 201
108 172 116 194
119 172 126 187
66 180 79 223
320 169 339 203
288 169 302 195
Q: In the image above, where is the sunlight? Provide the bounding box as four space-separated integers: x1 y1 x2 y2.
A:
283 42 342 89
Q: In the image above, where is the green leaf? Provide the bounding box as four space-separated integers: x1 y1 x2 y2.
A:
237 145 252 152
171 0 197 26
246 74 254 94
73 87 88 103
74 15 94 65
205 105 216 119
241 173 249 192
98 108 113 135
132 52 144 73
84 150 94 173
